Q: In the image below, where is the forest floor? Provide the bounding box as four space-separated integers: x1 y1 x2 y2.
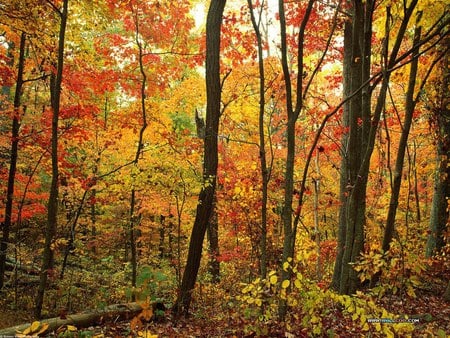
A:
0 266 449 337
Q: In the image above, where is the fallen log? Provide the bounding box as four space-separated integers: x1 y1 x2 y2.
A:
5 257 40 275
0 302 143 336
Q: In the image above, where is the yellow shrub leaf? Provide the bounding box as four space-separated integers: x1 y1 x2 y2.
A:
67 325 77 331
281 280 290 289
269 275 278 285
383 326 394 337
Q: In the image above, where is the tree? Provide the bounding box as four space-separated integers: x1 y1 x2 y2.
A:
126 1 149 292
425 35 450 258
247 0 270 279
173 0 226 316
0 32 26 289
332 0 425 294
35 0 69 319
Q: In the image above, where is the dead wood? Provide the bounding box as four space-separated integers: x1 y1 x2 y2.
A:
0 302 143 336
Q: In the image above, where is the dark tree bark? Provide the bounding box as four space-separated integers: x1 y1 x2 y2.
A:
173 0 226 316
127 4 149 292
35 0 69 319
277 0 314 319
247 0 269 279
0 32 26 290
336 0 374 295
382 12 422 254
426 35 450 258
332 0 419 295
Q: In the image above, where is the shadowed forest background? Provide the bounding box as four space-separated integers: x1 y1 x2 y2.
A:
0 0 449 336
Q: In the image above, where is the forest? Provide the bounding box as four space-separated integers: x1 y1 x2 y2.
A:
0 0 449 336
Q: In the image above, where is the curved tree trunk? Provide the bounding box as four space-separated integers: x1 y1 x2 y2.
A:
35 0 68 319
173 0 226 316
127 3 149 293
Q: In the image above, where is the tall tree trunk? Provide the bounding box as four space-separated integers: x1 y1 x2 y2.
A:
426 35 450 258
173 0 226 316
35 0 69 319
247 0 269 279
127 7 149 291
331 19 353 291
0 32 26 289
382 12 422 254
277 0 314 320
332 0 418 294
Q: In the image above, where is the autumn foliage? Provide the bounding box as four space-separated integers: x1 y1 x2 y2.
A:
0 0 449 336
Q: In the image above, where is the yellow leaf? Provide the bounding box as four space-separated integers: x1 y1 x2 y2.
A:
294 279 301 289
360 314 367 326
255 298 262 306
233 186 241 196
283 261 290 271
375 322 381 331
383 326 394 337
281 280 290 289
30 321 41 333
362 322 369 331
269 275 278 285
67 325 77 331
36 323 49 336
142 330 158 338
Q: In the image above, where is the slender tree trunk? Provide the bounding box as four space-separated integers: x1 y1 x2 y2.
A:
382 13 422 253
60 189 89 279
127 6 148 291
313 151 322 280
173 0 226 316
331 19 353 291
0 32 26 289
247 0 269 279
35 0 68 319
277 0 314 320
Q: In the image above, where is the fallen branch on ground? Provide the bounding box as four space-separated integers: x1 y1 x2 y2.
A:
0 302 143 336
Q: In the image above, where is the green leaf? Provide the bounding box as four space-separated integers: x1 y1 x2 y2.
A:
437 329 446 338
